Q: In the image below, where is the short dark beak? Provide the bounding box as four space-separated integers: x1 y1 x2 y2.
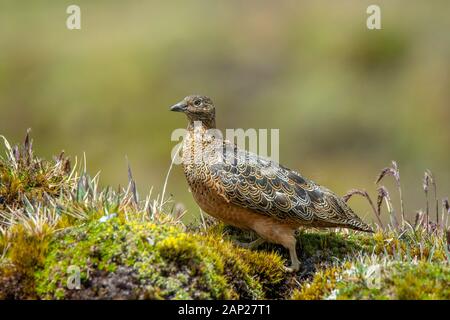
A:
170 101 187 112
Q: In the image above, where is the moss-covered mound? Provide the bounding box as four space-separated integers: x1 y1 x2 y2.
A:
1 133 449 300
34 217 286 300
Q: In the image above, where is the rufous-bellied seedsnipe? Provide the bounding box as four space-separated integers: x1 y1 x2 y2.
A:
170 95 373 271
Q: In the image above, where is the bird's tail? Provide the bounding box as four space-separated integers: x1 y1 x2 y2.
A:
334 193 375 233
341 203 374 233
346 220 374 233
318 187 375 233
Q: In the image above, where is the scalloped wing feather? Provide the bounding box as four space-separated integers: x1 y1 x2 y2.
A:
209 147 372 232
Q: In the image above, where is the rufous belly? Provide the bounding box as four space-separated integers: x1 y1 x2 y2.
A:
189 181 302 245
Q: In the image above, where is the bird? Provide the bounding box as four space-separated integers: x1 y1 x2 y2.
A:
170 95 373 271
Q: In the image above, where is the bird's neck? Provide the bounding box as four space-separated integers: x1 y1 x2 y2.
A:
183 118 219 170
187 118 216 131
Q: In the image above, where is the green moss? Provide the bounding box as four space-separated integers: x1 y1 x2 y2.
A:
293 260 450 300
291 266 343 300
0 224 52 299
35 217 286 299
338 262 450 300
291 227 449 300
4 213 447 300
297 230 370 258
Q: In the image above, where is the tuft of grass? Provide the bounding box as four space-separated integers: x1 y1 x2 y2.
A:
0 131 74 212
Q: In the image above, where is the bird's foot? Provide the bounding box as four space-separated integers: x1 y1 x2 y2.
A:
284 257 301 273
233 237 265 249
284 263 300 273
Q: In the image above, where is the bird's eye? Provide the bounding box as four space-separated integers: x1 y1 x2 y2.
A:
193 99 202 107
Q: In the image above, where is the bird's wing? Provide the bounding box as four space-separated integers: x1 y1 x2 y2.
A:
209 145 371 231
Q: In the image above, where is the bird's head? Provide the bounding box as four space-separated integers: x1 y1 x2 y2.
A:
170 95 216 128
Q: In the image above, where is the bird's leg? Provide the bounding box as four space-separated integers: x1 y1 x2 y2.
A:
234 237 265 249
284 242 300 273
248 218 301 272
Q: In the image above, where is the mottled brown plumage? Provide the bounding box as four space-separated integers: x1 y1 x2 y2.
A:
170 95 373 271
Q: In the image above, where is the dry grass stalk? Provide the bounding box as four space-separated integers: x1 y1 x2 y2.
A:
414 210 424 229
377 186 398 230
425 170 438 227
160 144 182 214
444 198 449 230
375 161 405 226
423 170 440 232
126 158 138 206
423 171 430 231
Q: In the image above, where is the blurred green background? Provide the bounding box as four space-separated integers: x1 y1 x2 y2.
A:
1 0 449 224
